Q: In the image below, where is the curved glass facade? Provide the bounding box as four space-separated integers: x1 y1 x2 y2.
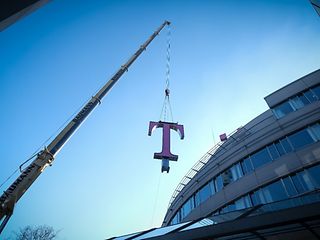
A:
164 70 320 227
169 122 320 225
272 84 320 119
216 163 320 215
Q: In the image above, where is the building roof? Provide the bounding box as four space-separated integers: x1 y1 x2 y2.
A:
107 190 320 240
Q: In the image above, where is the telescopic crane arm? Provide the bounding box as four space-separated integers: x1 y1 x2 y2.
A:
0 20 171 234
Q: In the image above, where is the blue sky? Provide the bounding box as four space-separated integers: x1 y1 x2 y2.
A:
1 0 319 239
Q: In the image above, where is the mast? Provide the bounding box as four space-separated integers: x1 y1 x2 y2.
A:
0 20 171 234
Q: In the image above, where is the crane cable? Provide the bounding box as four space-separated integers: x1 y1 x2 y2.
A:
150 25 173 225
159 24 174 122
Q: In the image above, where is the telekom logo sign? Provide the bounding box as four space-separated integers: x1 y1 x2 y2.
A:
148 121 184 161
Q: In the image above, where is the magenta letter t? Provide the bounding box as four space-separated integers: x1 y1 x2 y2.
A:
148 121 184 161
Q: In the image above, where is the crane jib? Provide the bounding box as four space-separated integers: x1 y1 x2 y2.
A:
0 163 37 203
0 21 170 234
50 20 170 155
72 101 96 123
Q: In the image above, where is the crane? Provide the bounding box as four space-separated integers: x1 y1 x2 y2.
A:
0 20 171 234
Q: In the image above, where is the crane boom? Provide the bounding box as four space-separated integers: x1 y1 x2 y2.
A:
0 20 171 234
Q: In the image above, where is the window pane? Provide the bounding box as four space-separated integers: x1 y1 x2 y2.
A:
241 157 253 174
215 175 223 192
221 169 233 186
268 144 280 160
230 163 243 181
292 171 315 193
250 193 259 206
304 89 318 103
280 137 293 153
292 174 306 193
288 129 315 150
282 177 298 197
181 197 194 218
275 141 285 156
244 195 253 208
251 189 266 205
227 202 236 212
195 191 200 207
299 93 310 104
310 123 320 141
262 180 287 203
273 101 294 118
234 195 252 210
220 206 228 214
235 198 245 210
250 148 272 169
210 180 216 194
300 171 315 191
312 85 320 99
307 164 320 188
290 96 305 110
199 182 212 203
171 212 180 225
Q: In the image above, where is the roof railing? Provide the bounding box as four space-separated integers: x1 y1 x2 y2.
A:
167 113 277 210
167 128 242 209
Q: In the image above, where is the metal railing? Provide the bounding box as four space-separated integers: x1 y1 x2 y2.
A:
167 128 243 209
167 112 278 210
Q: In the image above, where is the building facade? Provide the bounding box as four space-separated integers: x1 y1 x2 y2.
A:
162 69 320 226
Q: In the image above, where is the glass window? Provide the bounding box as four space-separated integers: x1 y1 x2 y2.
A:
292 171 315 194
288 128 315 150
267 144 280 160
250 148 272 169
194 191 200 207
250 189 266 205
300 171 315 191
250 192 258 206
298 93 311 105
241 157 253 174
234 195 252 210
244 195 253 208
309 123 320 141
221 169 233 187
210 179 216 194
282 177 298 197
230 163 243 181
312 85 320 99
290 96 305 110
280 137 293 153
171 211 180 225
220 206 229 214
215 175 223 192
273 101 294 119
262 180 288 203
275 141 285 156
199 181 213 203
304 89 318 103
227 202 236 212
292 174 305 194
181 197 195 219
307 164 320 188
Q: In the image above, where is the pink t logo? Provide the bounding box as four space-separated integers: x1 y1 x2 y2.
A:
148 121 184 161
